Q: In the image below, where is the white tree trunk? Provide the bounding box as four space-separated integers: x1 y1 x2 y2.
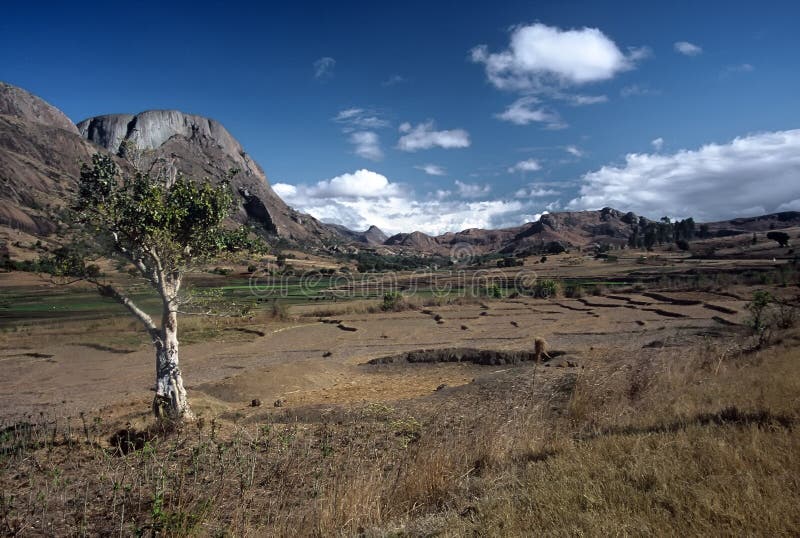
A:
152 301 193 420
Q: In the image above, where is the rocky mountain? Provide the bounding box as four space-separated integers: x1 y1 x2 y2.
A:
324 224 387 245
0 82 78 134
76 110 336 244
0 83 96 235
382 208 640 255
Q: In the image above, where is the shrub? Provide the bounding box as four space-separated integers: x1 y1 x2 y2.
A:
564 284 584 298
381 291 405 311
534 279 561 299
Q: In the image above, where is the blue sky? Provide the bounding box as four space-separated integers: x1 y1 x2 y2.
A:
2 0 800 234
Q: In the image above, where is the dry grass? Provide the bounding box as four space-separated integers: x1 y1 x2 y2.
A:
1 328 799 536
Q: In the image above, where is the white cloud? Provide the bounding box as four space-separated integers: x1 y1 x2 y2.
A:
349 131 383 161
313 57 336 80
565 145 583 157
397 121 470 151
674 41 702 56
565 94 609 106
496 97 565 128
416 164 447 176
274 169 401 200
333 108 390 131
455 180 491 198
471 23 647 91
333 108 390 160
568 129 800 221
515 186 560 198
275 170 547 235
508 158 542 173
651 137 664 151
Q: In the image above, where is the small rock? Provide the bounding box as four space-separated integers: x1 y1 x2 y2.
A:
322 351 333 357
435 383 447 391
461 325 469 330
274 399 284 408
250 399 261 407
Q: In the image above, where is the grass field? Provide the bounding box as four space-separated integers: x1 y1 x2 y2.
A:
0 246 798 536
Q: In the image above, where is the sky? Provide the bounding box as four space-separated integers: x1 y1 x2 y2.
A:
2 0 800 235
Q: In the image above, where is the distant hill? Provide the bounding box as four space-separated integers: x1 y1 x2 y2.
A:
383 208 642 255
324 223 388 245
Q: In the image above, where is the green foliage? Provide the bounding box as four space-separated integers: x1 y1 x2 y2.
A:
74 153 264 272
381 291 405 311
534 279 561 299
484 284 503 299
745 290 773 334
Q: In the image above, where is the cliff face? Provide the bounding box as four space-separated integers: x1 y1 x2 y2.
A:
76 110 335 244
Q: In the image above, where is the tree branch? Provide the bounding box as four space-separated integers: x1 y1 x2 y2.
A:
93 280 160 339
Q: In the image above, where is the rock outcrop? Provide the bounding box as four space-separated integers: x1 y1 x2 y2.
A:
324 223 388 245
0 82 78 134
0 83 95 234
76 109 335 244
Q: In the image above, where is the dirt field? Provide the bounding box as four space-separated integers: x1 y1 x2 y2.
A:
1 249 798 536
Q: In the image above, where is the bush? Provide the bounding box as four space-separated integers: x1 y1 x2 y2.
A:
381 291 405 311
247 264 257 273
564 284 584 298
534 279 561 299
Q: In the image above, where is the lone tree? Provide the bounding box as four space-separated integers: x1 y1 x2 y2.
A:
57 153 263 421
766 231 790 248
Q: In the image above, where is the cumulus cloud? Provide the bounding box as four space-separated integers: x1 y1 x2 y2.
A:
651 137 664 151
416 164 446 176
496 97 565 128
313 57 336 80
471 23 647 91
568 129 800 221
274 169 401 200
455 180 491 198
397 121 470 151
274 170 550 235
349 131 383 161
674 41 702 56
508 158 542 173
